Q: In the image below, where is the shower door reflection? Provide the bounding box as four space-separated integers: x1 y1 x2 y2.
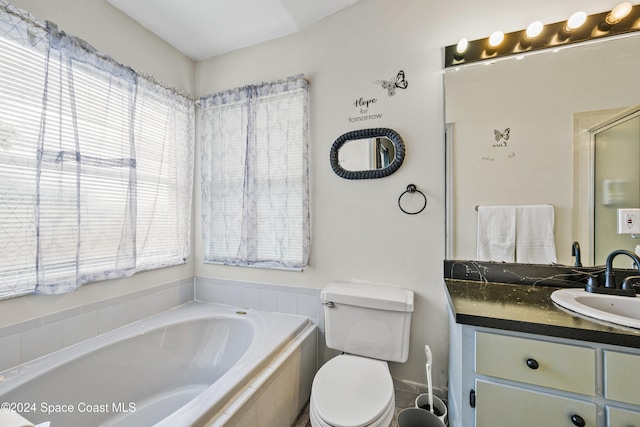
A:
594 112 640 267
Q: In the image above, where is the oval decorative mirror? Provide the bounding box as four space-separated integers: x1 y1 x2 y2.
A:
330 128 405 179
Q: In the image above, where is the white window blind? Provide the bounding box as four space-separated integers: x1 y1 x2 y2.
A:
0 2 194 298
200 76 310 269
134 78 194 271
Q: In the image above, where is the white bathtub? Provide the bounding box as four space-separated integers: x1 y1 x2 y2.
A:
0 301 317 426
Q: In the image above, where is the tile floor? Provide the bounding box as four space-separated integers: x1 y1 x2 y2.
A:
292 387 421 427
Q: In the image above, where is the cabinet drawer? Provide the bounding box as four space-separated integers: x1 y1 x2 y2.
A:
476 380 596 427
605 350 640 405
476 332 596 395
608 405 640 426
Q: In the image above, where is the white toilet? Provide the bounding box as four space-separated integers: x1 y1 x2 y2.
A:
310 282 414 427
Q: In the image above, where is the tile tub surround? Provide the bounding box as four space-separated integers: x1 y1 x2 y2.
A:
1 277 329 386
0 278 194 373
0 276 319 373
219 323 317 427
194 277 321 323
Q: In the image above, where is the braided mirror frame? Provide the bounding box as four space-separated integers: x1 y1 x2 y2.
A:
329 128 405 179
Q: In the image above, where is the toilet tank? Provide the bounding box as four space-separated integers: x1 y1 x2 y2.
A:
321 282 414 363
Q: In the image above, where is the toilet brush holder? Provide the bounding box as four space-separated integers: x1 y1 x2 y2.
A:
415 393 448 426
397 407 444 427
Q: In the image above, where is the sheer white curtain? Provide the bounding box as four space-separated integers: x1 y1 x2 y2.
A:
200 75 310 269
35 23 139 293
0 1 194 297
0 1 48 297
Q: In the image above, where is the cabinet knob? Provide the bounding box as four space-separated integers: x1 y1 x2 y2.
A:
526 358 539 370
571 414 586 427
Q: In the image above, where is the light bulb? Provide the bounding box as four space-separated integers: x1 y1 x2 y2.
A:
567 11 587 31
607 2 632 24
456 38 469 55
526 21 544 39
489 31 504 47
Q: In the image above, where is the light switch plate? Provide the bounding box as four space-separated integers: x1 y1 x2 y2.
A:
617 208 640 234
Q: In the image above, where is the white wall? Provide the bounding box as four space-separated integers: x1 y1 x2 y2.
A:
0 0 628 392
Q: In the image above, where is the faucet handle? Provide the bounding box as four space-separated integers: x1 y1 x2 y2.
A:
621 276 640 294
585 276 600 293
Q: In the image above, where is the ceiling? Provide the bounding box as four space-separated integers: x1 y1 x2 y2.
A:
107 0 365 61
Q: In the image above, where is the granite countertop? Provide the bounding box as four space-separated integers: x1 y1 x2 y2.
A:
445 278 640 349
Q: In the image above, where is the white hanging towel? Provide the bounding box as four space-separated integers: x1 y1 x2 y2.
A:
476 206 516 262
515 205 557 264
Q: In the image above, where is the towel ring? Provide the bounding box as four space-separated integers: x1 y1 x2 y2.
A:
398 184 427 215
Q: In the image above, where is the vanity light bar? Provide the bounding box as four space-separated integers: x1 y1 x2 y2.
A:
444 3 640 68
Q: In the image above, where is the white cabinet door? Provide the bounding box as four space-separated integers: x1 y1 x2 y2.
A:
608 405 640 426
476 332 596 396
605 350 640 406
476 380 597 427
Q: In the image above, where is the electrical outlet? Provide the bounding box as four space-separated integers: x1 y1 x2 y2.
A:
617 208 640 234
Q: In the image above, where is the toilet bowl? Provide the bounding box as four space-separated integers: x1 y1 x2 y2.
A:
310 355 395 427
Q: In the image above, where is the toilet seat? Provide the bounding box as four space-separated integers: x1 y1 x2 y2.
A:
310 354 394 427
310 394 395 427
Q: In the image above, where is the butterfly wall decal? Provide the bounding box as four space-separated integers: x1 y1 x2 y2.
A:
375 70 408 96
494 128 510 141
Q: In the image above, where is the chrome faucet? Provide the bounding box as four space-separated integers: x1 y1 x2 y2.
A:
571 242 582 267
587 249 640 296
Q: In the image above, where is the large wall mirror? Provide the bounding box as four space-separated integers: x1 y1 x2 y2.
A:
330 128 405 179
445 33 640 267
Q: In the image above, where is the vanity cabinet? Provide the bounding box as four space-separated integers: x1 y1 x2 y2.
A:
475 380 597 427
448 312 640 427
476 332 596 395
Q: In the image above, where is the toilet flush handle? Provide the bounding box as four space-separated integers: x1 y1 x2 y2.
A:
322 301 335 308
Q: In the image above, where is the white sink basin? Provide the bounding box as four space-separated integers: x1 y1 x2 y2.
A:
551 288 640 329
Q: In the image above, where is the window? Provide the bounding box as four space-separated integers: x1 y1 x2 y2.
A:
199 76 309 269
0 4 194 298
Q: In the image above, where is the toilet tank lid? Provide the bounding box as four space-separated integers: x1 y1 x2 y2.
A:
322 282 414 312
